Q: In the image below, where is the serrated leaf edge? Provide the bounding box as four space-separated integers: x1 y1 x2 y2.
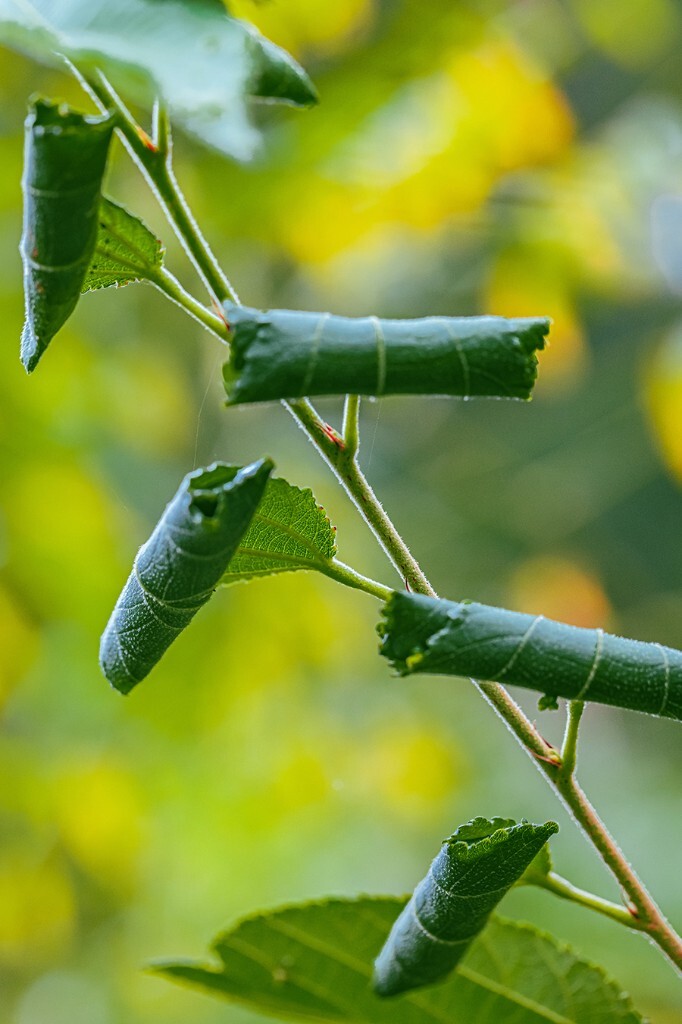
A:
221 479 338 584
149 901 646 1024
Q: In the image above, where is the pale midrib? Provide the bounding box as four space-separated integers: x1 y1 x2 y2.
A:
97 210 160 269
228 547 327 572
260 918 581 1024
91 242 147 280
248 510 334 563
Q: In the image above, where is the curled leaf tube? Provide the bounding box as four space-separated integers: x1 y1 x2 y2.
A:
20 98 115 371
100 459 273 694
223 303 550 404
380 593 682 721
373 817 558 997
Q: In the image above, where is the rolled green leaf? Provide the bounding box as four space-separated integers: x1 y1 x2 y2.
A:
100 459 273 694
20 98 115 372
373 817 558 997
222 304 549 404
380 593 682 721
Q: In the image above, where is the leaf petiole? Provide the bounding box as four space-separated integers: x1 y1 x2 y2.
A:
73 65 238 306
342 394 361 458
151 266 228 340
322 560 392 601
530 870 645 932
559 700 585 778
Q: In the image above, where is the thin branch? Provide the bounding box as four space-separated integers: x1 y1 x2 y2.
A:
559 700 585 779
342 394 361 458
324 559 392 601
286 398 434 595
71 70 682 969
152 267 229 340
73 65 238 306
530 871 646 931
287 395 682 970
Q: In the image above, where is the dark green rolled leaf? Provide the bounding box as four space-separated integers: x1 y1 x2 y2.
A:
380 592 682 721
222 304 549 404
82 198 164 292
0 0 316 159
20 98 115 372
154 897 644 1024
373 817 558 997
100 459 273 694
221 476 337 585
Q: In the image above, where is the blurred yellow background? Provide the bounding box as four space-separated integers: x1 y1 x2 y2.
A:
1 1 681 1021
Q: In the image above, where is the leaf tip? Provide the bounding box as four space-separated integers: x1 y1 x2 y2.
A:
99 627 140 696
20 318 45 373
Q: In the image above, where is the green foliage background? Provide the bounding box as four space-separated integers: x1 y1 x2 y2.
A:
1 1 681 1021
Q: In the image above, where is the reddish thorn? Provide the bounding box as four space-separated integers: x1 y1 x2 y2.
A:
211 301 231 334
321 423 345 448
530 749 562 766
137 126 158 152
404 579 411 592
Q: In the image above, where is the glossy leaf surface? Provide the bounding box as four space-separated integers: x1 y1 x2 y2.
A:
373 817 558 997
20 98 115 371
82 198 163 292
380 592 682 720
100 459 273 694
0 0 316 159
223 303 550 404
155 897 643 1024
221 477 337 585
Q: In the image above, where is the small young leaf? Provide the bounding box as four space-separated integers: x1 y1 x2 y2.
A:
154 898 644 1024
222 304 549 404
82 198 163 292
0 0 316 160
379 592 682 721
20 98 115 372
221 477 337 585
100 459 273 695
373 817 558 997
518 843 554 887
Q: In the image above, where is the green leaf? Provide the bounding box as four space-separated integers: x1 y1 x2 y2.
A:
154 898 644 1024
379 592 682 721
0 0 317 160
82 198 163 292
100 459 273 695
20 98 115 372
221 477 337 585
222 304 550 404
373 817 558 996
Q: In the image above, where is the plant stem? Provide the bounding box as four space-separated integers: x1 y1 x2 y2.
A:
152 267 228 340
288 397 682 970
547 769 682 965
559 700 585 779
342 394 361 457
531 871 646 931
476 680 560 764
75 67 238 306
324 559 392 601
152 99 171 159
92 83 682 968
286 398 434 595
